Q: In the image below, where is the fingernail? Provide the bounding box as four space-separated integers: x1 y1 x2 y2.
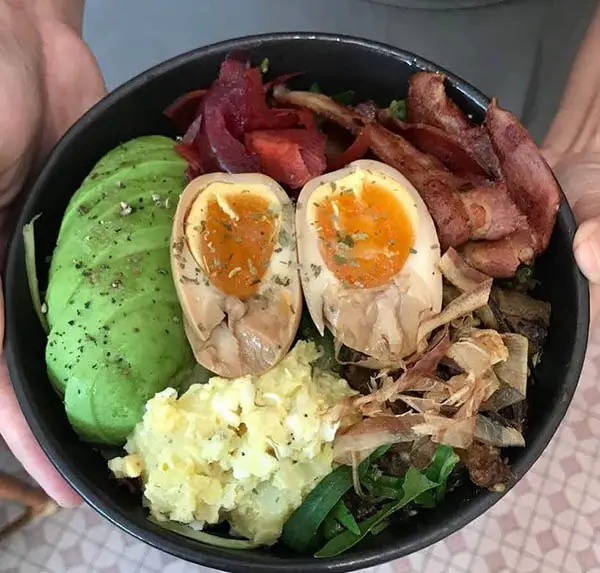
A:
575 235 600 283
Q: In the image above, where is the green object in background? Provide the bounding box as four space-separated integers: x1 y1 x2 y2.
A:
45 135 194 445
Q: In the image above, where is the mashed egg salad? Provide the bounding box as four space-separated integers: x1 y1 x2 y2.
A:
109 342 356 546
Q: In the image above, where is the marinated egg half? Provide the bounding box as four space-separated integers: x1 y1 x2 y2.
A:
171 173 302 378
296 159 442 366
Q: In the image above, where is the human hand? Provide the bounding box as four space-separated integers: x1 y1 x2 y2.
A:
542 146 600 325
0 0 105 507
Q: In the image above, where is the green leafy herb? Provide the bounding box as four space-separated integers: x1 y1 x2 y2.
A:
370 519 390 536
315 467 438 558
417 445 460 508
282 448 386 552
148 517 257 549
307 83 354 105
23 214 49 334
329 500 360 535
338 234 355 248
389 99 407 121
259 57 270 74
331 90 356 106
515 264 533 282
362 469 405 500
322 512 345 540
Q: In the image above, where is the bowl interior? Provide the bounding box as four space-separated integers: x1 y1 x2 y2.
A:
4 34 590 573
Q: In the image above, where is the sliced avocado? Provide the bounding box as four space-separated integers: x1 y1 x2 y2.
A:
45 135 195 445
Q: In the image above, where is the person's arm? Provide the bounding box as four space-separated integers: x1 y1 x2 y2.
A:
543 2 600 297
0 0 104 507
27 0 85 32
544 4 600 161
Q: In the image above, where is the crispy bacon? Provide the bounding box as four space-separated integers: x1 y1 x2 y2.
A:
461 230 535 278
408 72 500 178
458 183 527 241
485 99 561 254
407 71 560 273
379 109 488 182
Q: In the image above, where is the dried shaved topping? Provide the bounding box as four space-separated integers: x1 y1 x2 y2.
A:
333 414 423 464
475 415 525 447
417 279 493 343
493 333 528 396
447 329 508 376
396 395 441 414
439 248 491 292
413 414 476 449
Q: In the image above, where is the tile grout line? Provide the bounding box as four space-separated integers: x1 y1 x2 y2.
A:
556 434 600 573
462 514 485 572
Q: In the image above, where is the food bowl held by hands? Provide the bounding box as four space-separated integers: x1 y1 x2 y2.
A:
3 33 589 573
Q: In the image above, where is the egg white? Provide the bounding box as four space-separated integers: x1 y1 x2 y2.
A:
296 159 442 366
171 173 302 378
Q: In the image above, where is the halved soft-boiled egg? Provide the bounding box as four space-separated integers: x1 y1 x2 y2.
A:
296 159 442 367
171 173 302 378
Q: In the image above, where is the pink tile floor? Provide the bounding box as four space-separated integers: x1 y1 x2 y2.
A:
1 327 599 573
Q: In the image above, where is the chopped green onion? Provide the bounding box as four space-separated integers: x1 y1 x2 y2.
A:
282 465 354 552
259 58 270 74
309 82 321 94
389 99 407 121
315 467 438 558
515 264 534 284
148 517 258 549
23 214 49 334
329 500 360 535
417 444 460 508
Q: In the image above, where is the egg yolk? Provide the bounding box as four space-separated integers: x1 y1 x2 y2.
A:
314 181 415 288
198 193 278 298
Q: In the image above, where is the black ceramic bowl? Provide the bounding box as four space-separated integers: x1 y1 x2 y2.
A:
4 33 590 573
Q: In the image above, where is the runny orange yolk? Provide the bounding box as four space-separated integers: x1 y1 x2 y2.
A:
315 180 415 288
199 193 278 298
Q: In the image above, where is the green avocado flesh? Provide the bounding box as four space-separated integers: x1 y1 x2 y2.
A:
45 136 194 445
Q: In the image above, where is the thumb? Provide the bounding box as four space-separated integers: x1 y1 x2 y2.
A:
573 217 600 324
573 217 600 283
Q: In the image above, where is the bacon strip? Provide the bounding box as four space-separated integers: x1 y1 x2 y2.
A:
459 183 527 241
379 109 488 183
408 72 560 269
460 230 535 278
408 72 500 178
485 100 561 254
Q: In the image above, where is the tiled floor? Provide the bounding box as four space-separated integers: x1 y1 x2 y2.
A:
1 326 599 573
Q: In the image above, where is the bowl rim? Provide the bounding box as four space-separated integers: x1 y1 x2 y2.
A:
4 31 590 573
